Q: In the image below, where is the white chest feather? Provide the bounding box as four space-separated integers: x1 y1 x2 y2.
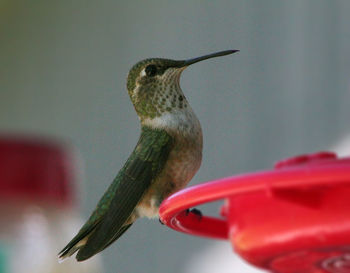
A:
143 107 201 136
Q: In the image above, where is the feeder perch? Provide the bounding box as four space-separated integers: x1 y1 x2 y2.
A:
159 152 350 273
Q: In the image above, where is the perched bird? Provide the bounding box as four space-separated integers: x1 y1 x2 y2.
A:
58 50 238 262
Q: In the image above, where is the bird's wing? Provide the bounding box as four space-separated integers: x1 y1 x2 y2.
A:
60 126 173 261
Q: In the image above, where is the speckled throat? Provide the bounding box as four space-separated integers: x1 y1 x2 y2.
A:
131 67 188 121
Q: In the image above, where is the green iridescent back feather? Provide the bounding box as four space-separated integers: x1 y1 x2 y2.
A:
58 126 173 260
87 125 172 222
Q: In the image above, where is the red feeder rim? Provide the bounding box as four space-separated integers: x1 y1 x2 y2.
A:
159 151 350 273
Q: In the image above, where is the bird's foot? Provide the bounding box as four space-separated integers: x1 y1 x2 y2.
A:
158 218 165 225
185 208 202 221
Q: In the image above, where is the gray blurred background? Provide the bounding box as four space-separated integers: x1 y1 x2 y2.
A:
1 1 350 272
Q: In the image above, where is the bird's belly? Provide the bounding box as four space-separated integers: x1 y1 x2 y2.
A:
136 139 202 219
165 146 202 190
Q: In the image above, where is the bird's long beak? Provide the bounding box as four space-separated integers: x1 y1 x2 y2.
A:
179 49 239 67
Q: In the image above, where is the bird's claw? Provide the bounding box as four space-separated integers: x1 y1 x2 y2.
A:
159 218 165 225
185 208 202 221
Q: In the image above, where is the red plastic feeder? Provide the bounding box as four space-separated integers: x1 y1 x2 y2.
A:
0 136 76 206
159 152 350 273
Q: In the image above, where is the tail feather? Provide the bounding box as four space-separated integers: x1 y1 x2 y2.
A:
58 223 133 262
76 223 133 261
58 237 88 262
58 222 98 261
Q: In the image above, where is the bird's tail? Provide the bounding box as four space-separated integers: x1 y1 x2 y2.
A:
58 223 133 262
58 237 88 263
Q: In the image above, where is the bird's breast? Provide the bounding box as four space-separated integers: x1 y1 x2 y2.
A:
162 107 203 189
137 108 203 218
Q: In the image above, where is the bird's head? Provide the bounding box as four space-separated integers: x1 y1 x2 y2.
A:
126 50 239 121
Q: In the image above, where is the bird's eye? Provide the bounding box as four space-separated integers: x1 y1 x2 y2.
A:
145 65 157 77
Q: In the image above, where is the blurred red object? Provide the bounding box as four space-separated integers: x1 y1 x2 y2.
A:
0 136 75 206
159 152 350 273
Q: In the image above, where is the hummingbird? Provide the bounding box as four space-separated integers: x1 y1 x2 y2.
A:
58 49 238 262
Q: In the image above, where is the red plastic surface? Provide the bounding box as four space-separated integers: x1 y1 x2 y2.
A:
0 136 75 206
159 152 350 273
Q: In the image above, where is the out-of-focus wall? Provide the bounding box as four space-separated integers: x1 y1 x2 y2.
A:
1 1 350 272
